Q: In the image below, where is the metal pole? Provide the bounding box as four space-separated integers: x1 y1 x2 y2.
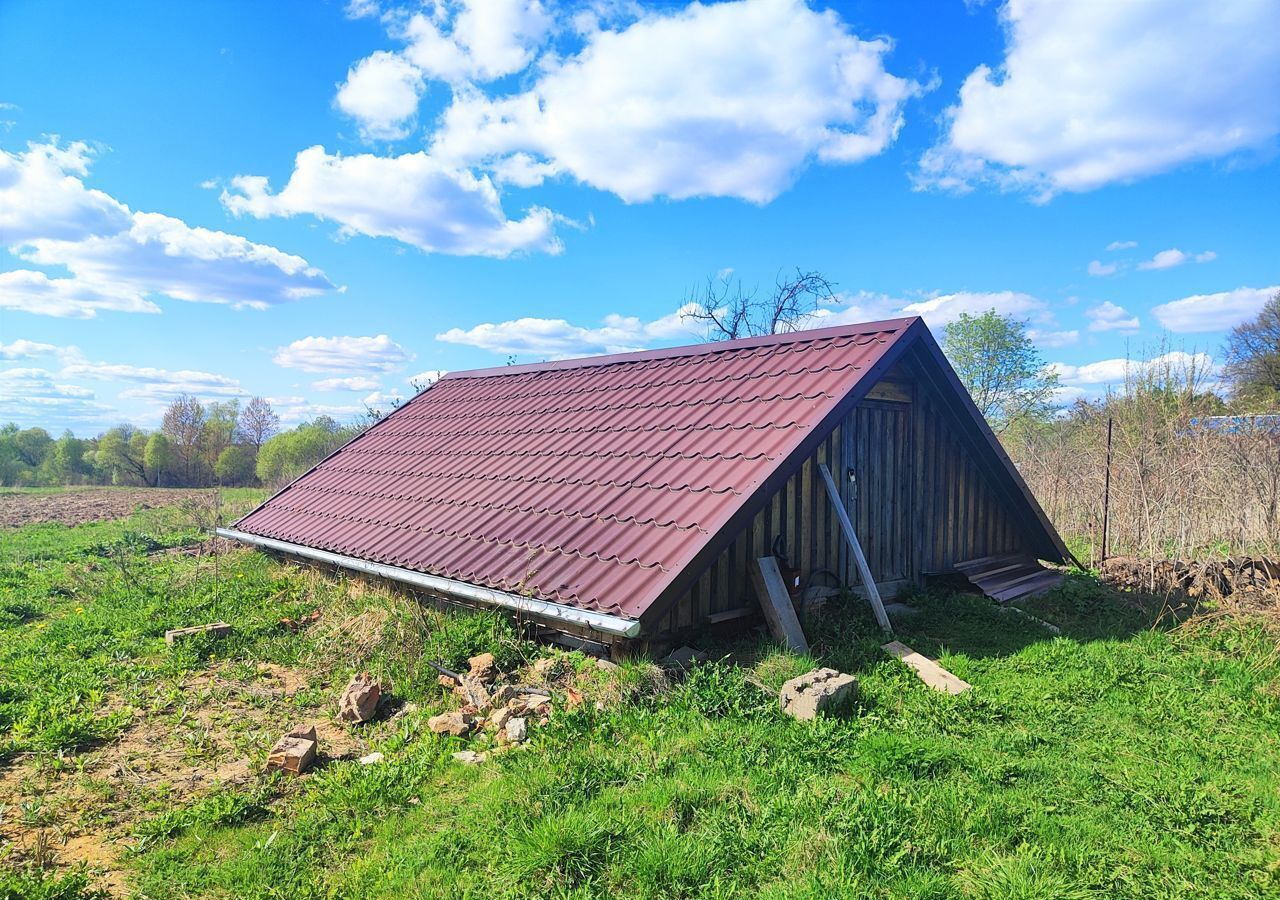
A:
1100 416 1113 566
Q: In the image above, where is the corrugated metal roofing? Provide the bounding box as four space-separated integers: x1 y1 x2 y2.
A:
233 317 919 622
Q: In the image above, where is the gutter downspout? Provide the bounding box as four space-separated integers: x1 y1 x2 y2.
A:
216 527 642 639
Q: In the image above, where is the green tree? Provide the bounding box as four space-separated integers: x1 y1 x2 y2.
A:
214 445 256 485
943 310 1060 432
144 432 176 486
49 431 88 483
1223 290 1280 409
94 425 148 485
256 417 354 487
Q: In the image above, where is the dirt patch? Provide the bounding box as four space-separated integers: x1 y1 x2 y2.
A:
0 662 364 897
0 487 220 529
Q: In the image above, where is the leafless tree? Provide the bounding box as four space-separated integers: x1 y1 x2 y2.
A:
682 269 837 340
238 396 280 450
161 394 206 482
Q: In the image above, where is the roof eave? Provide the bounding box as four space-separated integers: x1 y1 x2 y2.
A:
216 527 642 639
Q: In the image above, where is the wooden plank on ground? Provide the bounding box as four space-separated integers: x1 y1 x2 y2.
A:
818 463 892 635
881 640 971 694
749 556 809 654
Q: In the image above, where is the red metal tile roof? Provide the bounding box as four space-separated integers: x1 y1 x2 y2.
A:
234 318 919 621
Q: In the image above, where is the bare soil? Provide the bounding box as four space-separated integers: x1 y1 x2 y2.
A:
0 662 365 897
0 488 218 529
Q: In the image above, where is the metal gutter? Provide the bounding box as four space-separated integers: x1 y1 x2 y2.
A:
215 528 642 639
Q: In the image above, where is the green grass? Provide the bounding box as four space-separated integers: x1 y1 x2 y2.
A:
2 504 1278 899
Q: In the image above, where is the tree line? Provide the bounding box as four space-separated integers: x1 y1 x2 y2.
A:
0 396 365 490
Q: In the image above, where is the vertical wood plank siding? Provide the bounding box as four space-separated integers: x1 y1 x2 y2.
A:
653 359 1027 637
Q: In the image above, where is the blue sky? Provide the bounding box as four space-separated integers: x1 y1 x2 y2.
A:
1 0 1277 435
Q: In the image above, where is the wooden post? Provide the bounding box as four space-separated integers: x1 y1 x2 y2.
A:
1100 416 1113 566
819 463 893 635
749 556 810 654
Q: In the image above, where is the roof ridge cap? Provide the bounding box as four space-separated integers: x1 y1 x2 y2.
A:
441 317 920 380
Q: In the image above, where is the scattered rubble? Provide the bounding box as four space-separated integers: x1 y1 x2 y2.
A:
595 658 619 671
338 672 382 723
778 668 858 721
468 652 498 683
164 622 231 646
505 717 528 744
266 724 318 775
428 709 477 737
358 752 384 765
452 750 487 764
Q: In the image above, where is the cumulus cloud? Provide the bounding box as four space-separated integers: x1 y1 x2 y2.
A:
1106 240 1137 251
1027 328 1079 348
1 140 335 318
223 146 561 257
0 338 73 360
1052 351 1217 389
1085 301 1140 332
63 360 244 401
917 0 1280 199
437 303 710 358
441 290 1059 359
313 375 381 392
0 367 114 431
430 0 919 203
274 334 411 374
895 290 1047 328
335 51 426 140
0 269 159 318
1087 260 1118 277
398 0 553 84
1151 285 1279 333
0 141 131 243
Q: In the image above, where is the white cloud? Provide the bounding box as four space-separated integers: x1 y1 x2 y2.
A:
266 394 369 425
441 290 1057 359
0 269 160 318
1 140 335 317
1085 300 1140 332
917 0 1280 199
429 0 919 203
1194 250 1217 263
0 339 70 360
0 141 131 243
20 212 333 310
1106 240 1137 251
1137 248 1188 271
0 367 114 431
274 334 411 374
896 290 1047 328
345 0 380 19
1052 351 1217 388
63 360 244 401
313 375 381 392
437 303 709 358
1087 260 1117 277
1027 328 1078 348
335 51 426 141
398 0 554 84
407 369 447 386
1151 285 1279 333
222 145 561 257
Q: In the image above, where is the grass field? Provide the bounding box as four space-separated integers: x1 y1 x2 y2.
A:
1 489 1278 899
